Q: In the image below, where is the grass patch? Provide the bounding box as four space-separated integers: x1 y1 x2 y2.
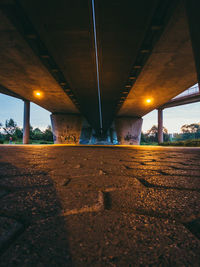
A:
31 140 53 144
140 142 158 146
1 140 53 145
160 139 200 147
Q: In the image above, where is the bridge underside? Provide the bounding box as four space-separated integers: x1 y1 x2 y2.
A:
0 0 199 143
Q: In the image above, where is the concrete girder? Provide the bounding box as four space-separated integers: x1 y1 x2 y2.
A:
186 0 200 89
119 2 197 118
0 7 78 114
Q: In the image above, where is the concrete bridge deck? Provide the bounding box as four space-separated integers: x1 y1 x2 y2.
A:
0 145 200 266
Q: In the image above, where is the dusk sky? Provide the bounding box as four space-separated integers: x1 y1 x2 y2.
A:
0 93 199 133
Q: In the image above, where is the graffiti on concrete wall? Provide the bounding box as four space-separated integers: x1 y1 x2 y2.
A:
124 132 139 144
58 125 80 144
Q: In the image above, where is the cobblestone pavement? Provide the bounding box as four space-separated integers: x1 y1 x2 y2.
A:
0 145 200 266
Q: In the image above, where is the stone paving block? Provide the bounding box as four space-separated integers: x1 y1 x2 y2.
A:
56 188 103 212
0 187 62 222
65 211 200 266
1 213 200 267
0 217 73 267
159 168 200 177
0 160 47 179
55 176 142 212
123 164 200 178
144 161 200 170
0 217 23 252
108 188 200 221
123 168 163 177
0 189 8 198
185 217 200 239
54 174 142 192
0 174 53 189
143 175 200 190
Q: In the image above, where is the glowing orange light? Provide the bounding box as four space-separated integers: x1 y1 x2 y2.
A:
146 98 152 103
34 91 43 98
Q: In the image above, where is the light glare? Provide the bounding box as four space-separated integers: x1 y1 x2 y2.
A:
34 91 43 98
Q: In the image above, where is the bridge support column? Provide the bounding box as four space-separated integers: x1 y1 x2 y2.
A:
23 100 30 144
158 108 163 144
186 0 200 88
50 114 82 144
79 119 93 144
115 117 143 145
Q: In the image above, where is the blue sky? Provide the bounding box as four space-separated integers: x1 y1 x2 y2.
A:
0 93 199 133
0 94 51 131
142 103 200 133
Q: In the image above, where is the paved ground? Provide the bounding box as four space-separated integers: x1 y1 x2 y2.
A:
0 145 200 266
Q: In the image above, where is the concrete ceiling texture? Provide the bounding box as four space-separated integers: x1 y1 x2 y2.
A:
0 0 197 132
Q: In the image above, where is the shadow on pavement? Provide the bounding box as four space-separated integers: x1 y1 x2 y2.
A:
0 161 73 266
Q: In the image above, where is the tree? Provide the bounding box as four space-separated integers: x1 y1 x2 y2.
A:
181 123 200 133
147 125 168 136
146 125 169 143
3 118 17 136
140 132 146 143
43 125 53 141
13 127 23 139
181 123 200 140
31 128 43 140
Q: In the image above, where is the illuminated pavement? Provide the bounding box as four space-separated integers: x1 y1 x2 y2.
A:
0 145 200 266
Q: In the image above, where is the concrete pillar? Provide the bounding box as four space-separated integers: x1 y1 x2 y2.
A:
115 117 143 145
158 109 163 144
186 0 200 88
50 113 82 144
109 128 114 144
79 127 93 144
23 100 30 144
79 118 93 144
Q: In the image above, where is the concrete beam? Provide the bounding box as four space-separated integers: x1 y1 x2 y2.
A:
51 114 82 144
158 109 163 144
115 117 143 145
186 0 200 88
0 84 25 100
159 93 200 109
23 100 30 144
119 3 196 118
